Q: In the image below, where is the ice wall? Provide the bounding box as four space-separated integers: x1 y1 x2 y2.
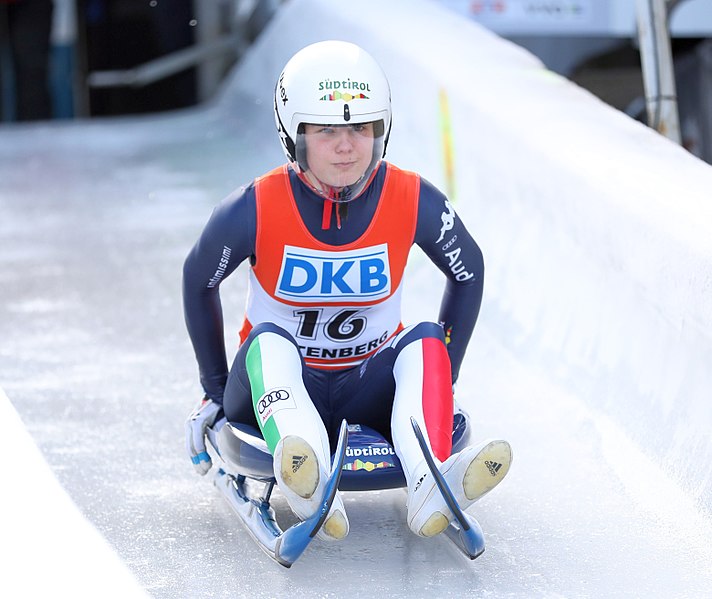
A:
0 389 149 597
219 0 712 511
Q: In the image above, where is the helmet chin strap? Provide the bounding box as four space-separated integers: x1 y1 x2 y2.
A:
302 170 351 201
295 170 346 230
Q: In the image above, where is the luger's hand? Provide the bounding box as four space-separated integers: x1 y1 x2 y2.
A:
185 397 223 475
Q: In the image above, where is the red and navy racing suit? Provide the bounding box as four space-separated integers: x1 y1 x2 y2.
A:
182 161 484 444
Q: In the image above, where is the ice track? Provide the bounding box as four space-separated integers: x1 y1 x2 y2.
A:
2 0 712 597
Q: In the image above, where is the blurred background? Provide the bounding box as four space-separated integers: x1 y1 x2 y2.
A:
1 0 711 162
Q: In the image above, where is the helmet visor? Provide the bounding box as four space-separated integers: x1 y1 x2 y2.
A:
295 120 385 202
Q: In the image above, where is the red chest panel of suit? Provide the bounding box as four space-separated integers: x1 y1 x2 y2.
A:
240 163 420 369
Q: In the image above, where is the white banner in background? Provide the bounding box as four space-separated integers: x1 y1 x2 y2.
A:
438 0 620 35
470 0 593 20
439 0 712 36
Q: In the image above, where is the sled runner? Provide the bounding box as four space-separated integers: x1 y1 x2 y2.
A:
205 410 484 567
210 420 348 567
410 418 485 560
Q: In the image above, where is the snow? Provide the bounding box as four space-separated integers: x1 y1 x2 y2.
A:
1 0 712 597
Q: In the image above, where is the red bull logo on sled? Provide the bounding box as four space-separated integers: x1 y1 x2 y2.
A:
276 244 391 302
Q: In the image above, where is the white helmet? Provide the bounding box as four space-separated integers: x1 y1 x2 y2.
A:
274 40 392 202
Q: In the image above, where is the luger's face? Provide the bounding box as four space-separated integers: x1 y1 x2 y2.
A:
302 122 375 191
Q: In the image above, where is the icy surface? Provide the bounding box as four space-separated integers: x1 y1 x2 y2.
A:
2 0 712 597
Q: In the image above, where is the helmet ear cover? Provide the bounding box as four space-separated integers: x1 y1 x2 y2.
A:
295 123 307 171
274 95 297 163
373 119 385 139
